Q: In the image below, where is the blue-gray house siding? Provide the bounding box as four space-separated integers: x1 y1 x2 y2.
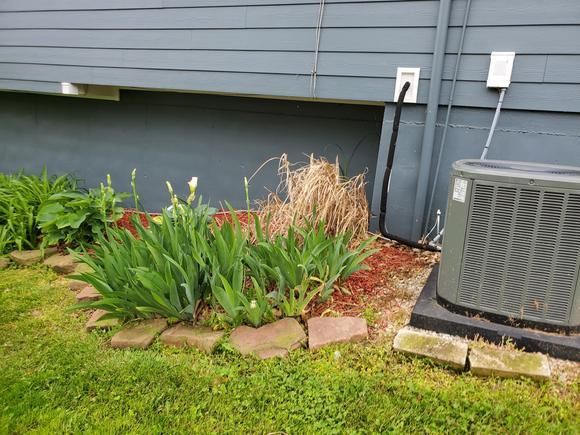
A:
0 90 382 210
1 0 580 240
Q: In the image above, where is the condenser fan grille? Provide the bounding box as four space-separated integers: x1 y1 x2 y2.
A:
457 181 580 324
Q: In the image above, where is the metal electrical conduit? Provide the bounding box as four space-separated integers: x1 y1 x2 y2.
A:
310 0 326 97
424 0 473 236
429 87 508 245
410 0 453 242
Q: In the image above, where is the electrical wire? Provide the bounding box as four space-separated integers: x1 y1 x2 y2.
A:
379 82 440 252
427 87 508 245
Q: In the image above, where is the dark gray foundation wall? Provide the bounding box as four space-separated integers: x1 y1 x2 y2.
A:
371 103 580 240
0 90 383 211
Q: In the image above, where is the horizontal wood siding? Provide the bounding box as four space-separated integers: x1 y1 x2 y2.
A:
1 0 579 112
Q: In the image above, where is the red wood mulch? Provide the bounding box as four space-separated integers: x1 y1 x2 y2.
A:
116 209 250 236
114 209 152 236
114 209 437 319
310 242 432 318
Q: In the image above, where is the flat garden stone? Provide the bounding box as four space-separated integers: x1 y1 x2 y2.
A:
393 327 468 370
8 247 58 266
229 318 306 359
85 310 120 331
255 347 289 359
67 277 87 291
111 319 168 349
66 263 94 290
469 347 551 381
0 257 11 269
76 285 101 302
307 316 368 350
160 324 224 353
44 254 77 274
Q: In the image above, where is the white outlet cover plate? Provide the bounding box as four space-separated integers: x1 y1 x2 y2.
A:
394 67 420 103
487 52 515 88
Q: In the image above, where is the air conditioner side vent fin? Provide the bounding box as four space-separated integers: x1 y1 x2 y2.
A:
457 181 580 325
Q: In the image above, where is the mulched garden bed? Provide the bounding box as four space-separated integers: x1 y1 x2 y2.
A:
114 209 155 236
115 209 439 333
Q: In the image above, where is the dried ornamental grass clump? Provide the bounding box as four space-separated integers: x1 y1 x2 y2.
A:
256 154 369 241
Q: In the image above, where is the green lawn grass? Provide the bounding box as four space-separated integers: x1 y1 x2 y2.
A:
0 267 578 434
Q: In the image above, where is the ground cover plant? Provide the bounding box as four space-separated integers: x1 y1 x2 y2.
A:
1 267 578 433
0 169 76 253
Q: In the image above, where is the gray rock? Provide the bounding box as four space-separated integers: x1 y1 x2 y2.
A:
160 323 224 353
229 318 306 359
308 316 368 350
111 318 168 349
393 327 468 370
469 347 551 381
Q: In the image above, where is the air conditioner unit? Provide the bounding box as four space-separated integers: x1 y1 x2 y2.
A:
438 159 580 332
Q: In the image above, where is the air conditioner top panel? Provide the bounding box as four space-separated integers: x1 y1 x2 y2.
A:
453 159 580 188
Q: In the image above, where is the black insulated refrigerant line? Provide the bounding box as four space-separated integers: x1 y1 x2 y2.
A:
378 82 439 252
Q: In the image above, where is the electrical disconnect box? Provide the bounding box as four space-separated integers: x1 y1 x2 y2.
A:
394 67 420 103
486 52 516 89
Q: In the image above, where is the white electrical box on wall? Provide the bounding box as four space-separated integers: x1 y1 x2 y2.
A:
394 67 420 103
486 52 515 89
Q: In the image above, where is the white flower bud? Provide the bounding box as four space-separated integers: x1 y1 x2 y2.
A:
188 177 198 194
166 181 174 195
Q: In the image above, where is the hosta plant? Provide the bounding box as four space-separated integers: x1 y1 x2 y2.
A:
0 169 75 253
38 175 128 247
